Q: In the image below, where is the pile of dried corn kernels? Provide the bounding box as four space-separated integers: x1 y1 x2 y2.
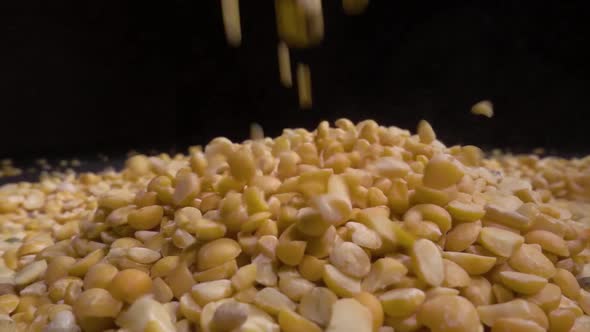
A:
0 119 589 332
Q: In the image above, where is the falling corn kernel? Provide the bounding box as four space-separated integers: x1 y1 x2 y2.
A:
297 63 312 109
471 100 494 118
342 0 370 15
277 42 293 87
221 0 242 47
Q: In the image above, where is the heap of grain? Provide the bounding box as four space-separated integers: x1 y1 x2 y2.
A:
0 119 589 332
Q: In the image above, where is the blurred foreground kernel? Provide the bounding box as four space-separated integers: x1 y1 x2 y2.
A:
221 0 242 47
0 119 589 331
342 0 370 15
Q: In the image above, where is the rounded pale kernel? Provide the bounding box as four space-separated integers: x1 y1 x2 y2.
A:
461 276 493 306
45 256 76 285
228 149 256 182
323 264 361 298
477 299 548 329
444 221 481 252
499 271 548 295
127 247 161 264
411 239 444 287
277 240 306 266
83 263 118 290
508 244 556 279
296 207 330 237
298 287 337 327
443 258 471 288
73 288 122 319
15 259 47 287
446 200 485 222
491 318 544 332
0 294 19 315
346 221 382 250
211 301 249 332
354 292 384 331
425 287 460 299
173 169 201 206
152 277 173 303
525 283 562 312
191 279 233 306
418 295 481 332
278 309 322 332
128 205 164 230
478 227 524 258
253 287 296 316
109 269 153 303
553 268 581 300
404 203 452 234
442 252 497 275
68 249 105 277
524 230 569 257
298 255 326 282
548 308 576 332
471 100 494 117
278 276 315 302
417 120 436 144
197 238 241 271
151 256 179 278
329 242 371 278
379 288 425 318
179 293 202 323
362 257 408 293
116 296 175 332
423 155 464 189
325 298 373 332
492 284 515 303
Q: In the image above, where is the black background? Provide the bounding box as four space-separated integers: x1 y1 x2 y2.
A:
2 0 590 166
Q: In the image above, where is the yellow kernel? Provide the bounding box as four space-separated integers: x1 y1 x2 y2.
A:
354 292 384 331
423 155 464 189
197 238 242 271
471 100 494 117
491 317 544 332
478 226 524 257
278 308 322 332
128 205 164 230
191 279 233 306
298 255 326 282
253 287 296 315
109 269 153 303
553 268 581 300
442 252 497 275
151 256 180 278
68 249 105 277
524 230 569 257
298 287 337 327
83 263 118 290
418 295 481 332
477 299 548 329
508 244 556 279
325 298 373 332
499 271 548 295
379 288 425 318
411 239 444 287
323 264 361 297
417 120 436 144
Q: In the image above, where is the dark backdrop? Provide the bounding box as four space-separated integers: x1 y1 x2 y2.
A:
2 0 590 165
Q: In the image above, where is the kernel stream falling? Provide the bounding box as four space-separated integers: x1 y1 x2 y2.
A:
220 0 370 109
